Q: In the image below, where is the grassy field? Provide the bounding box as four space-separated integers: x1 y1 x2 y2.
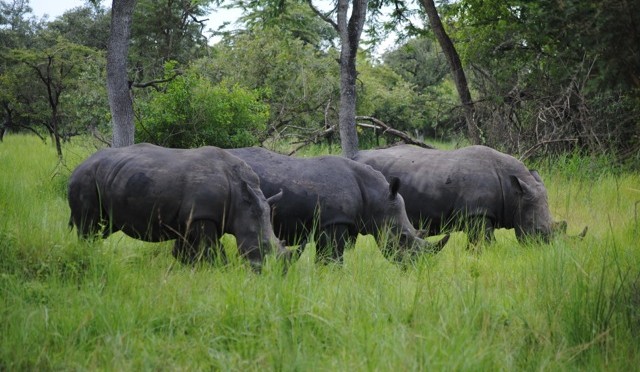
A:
1 135 639 370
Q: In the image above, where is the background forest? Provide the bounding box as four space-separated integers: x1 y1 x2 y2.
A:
1 0 638 163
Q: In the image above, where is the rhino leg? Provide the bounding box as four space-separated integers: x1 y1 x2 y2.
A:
466 216 495 246
73 208 108 240
317 224 352 263
173 219 222 264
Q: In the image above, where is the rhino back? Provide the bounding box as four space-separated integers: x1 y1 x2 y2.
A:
229 148 374 239
81 144 242 240
356 145 514 230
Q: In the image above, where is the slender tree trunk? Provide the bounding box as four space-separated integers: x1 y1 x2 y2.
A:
107 0 137 147
337 0 367 159
421 0 482 145
52 116 63 158
308 0 367 158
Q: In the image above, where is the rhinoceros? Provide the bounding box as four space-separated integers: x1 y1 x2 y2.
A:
228 147 449 261
68 143 288 266
354 144 577 244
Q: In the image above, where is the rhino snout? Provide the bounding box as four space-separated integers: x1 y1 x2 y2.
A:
516 226 552 243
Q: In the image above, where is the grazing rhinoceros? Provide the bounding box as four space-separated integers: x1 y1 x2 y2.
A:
354 144 578 244
228 147 449 261
68 143 288 267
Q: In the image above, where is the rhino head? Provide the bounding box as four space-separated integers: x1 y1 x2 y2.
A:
379 177 449 257
511 170 589 242
510 170 556 242
231 182 290 268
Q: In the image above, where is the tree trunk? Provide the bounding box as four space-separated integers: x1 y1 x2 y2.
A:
336 0 367 159
420 0 482 145
308 0 367 158
107 0 137 147
0 104 11 142
52 112 63 159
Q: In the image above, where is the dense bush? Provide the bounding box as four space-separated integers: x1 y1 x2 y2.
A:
135 65 269 149
443 0 640 160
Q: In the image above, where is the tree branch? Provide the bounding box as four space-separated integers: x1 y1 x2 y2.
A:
355 116 435 149
519 138 579 161
131 72 182 90
306 0 338 31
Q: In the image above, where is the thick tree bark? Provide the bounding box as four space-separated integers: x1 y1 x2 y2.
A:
308 0 367 159
107 0 137 147
420 0 482 145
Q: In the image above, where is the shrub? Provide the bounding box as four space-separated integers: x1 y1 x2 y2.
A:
136 64 269 149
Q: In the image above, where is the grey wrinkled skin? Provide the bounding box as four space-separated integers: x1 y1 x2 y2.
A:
68 143 288 267
354 145 562 244
228 147 448 262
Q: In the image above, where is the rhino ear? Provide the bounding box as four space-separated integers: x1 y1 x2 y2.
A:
510 175 534 195
241 181 260 203
388 176 401 200
529 169 543 183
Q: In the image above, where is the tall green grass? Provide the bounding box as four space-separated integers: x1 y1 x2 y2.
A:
1 135 639 370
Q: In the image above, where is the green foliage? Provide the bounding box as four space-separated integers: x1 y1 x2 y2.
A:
46 3 110 50
2 135 640 369
358 50 459 140
1 5 108 146
2 33 104 147
205 26 339 136
233 0 338 49
136 64 269 148
0 0 41 51
382 37 449 92
441 0 640 158
129 0 215 81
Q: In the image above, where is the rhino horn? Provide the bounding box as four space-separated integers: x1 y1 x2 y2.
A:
551 220 587 239
266 189 283 206
575 226 588 239
430 234 450 253
415 234 449 254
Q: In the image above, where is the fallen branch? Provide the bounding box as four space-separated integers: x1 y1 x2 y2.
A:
288 125 336 155
287 115 437 155
355 116 435 149
519 138 579 161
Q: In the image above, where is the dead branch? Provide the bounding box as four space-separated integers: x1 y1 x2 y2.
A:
288 125 337 155
91 127 112 147
519 138 579 161
131 71 183 91
288 115 438 155
355 116 435 149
